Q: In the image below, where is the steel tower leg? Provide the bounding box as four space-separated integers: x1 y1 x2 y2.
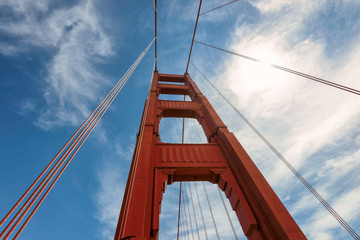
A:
114 72 307 240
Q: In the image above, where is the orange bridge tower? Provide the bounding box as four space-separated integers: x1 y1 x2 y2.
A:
114 72 306 240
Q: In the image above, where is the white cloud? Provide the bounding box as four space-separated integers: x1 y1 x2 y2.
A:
95 156 125 240
17 98 36 115
0 0 114 130
190 0 360 238
94 135 135 240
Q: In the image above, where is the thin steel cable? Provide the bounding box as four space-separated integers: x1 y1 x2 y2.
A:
217 187 239 240
114 45 158 236
1 61 136 239
115 58 155 236
195 41 360 96
154 0 158 71
0 46 144 229
1 37 148 233
202 182 220 240
10 53 145 240
13 46 152 239
200 0 240 16
193 182 208 240
182 95 186 143
116 58 158 237
192 119 205 143
191 63 360 240
184 184 195 240
177 94 186 239
181 187 191 240
1 39 154 239
8 66 130 239
187 183 201 240
177 182 183 240
152 0 157 11
185 0 202 73
179 205 186 240
9 39 152 238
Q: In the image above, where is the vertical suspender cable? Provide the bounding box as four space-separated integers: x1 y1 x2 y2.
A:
217 187 239 239
182 187 191 240
177 182 183 240
193 182 208 240
202 182 220 240
187 183 200 240
191 119 220 239
177 94 186 239
185 0 202 73
154 0 158 71
184 184 195 240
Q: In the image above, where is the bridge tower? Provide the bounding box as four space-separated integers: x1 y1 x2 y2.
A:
114 72 306 240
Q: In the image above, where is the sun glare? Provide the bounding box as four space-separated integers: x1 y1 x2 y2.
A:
227 47 286 98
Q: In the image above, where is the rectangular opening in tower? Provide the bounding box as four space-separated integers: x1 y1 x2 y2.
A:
159 118 207 144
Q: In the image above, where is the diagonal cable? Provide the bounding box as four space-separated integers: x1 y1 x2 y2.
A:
0 39 154 240
12 41 153 240
195 41 360 96
0 45 144 231
191 62 360 240
200 0 240 16
185 0 203 73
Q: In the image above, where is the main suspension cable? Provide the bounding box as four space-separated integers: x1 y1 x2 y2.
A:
0 39 155 240
195 41 360 96
2 63 136 239
4 51 144 240
200 0 240 16
191 62 360 240
185 0 202 73
117 60 158 235
0 51 142 230
12 43 152 240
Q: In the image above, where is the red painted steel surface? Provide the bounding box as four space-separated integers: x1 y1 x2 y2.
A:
114 72 307 240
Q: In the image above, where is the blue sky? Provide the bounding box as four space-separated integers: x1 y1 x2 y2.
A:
1 0 360 239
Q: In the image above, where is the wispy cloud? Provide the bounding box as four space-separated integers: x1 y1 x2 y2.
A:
17 98 36 115
94 135 134 240
0 0 114 130
194 0 360 238
94 157 124 240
